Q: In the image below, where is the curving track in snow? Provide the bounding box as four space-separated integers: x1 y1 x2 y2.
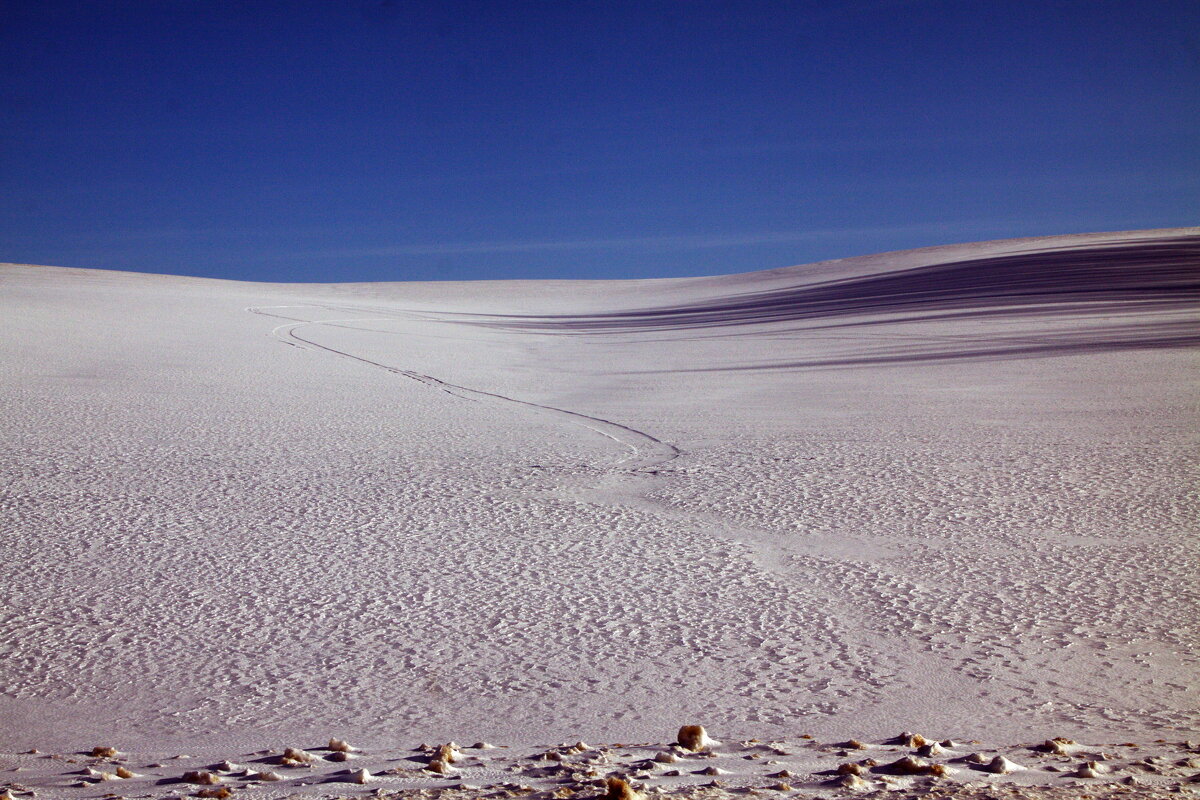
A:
247 305 680 472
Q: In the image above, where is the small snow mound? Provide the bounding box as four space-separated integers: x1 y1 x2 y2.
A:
604 777 643 800
986 755 1026 774
426 758 455 774
280 747 318 766
1075 760 1109 778
677 725 717 752
1036 737 1076 755
182 770 222 785
434 743 463 763
894 732 929 748
834 773 869 790
879 756 945 776
248 770 282 782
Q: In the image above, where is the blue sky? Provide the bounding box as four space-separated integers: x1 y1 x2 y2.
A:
1 1 1197 282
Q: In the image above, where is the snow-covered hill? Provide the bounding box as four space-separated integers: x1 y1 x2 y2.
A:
2 228 1197 755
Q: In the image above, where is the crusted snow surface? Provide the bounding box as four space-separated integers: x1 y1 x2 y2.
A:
0 228 1197 755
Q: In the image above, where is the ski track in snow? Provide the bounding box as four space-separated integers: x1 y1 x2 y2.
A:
246 305 681 473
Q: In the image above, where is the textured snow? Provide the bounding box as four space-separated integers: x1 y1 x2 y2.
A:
1 228 1197 753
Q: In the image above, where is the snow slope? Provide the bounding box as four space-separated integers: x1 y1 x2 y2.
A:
1 228 1197 754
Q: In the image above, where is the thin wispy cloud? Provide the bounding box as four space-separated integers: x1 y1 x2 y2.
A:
265 221 1032 261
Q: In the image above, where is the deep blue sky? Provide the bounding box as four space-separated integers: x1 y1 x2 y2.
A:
1 1 1197 282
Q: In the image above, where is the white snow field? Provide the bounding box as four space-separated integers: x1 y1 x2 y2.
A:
1 228 1198 757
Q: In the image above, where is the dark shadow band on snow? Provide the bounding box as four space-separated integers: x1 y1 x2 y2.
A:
618 319 1200 372
473 236 1200 334
445 235 1200 368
